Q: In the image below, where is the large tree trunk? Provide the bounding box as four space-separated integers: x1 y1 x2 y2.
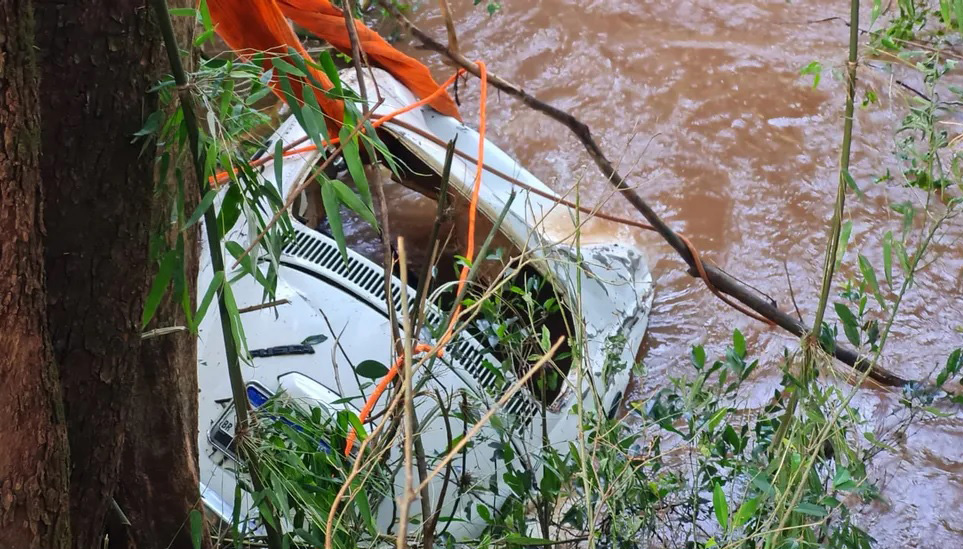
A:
113 5 207 542
0 0 72 546
33 1 164 546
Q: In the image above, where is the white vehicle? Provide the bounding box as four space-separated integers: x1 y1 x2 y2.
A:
197 68 654 542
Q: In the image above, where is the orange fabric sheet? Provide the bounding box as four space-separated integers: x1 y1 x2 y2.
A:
277 0 461 120
207 0 344 135
206 0 461 131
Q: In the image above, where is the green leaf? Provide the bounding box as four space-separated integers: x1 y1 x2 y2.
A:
317 51 343 97
882 231 894 289
834 303 861 347
842 169 864 198
191 271 224 333
858 254 887 310
835 220 853 270
193 27 216 47
142 249 178 329
691 345 706 369
133 110 163 139
301 334 328 345
733 329 746 358
168 7 197 17
189 509 203 549
800 61 822 87
199 0 212 31
216 183 242 235
355 359 389 379
732 497 759 529
278 74 314 147
713 483 729 531
833 467 855 490
339 125 373 208
221 279 249 357
707 407 729 431
936 348 962 387
352 480 377 534
940 0 952 25
331 179 378 229
321 179 348 264
793 502 827 517
184 188 218 229
270 56 307 77
301 81 330 146
273 139 285 193
863 431 898 452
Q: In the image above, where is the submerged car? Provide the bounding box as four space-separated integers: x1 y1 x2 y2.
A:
197 68 654 542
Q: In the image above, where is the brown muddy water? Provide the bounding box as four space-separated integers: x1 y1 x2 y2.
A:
383 1 963 547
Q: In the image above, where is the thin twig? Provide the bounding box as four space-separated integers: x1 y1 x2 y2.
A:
237 298 290 314
782 261 804 324
396 237 415 549
141 326 187 339
437 0 459 54
342 0 369 114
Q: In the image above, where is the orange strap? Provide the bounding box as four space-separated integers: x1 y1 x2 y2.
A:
343 343 437 455
343 62 488 457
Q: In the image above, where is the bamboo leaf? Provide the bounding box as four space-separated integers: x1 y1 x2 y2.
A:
733 329 746 358
321 179 348 264
189 509 203 549
270 56 307 77
142 249 178 329
842 169 864 198
858 254 887 310
834 303 861 347
794 502 827 517
273 137 285 193
317 51 343 97
301 82 330 146
835 220 853 269
504 536 556 546
184 188 218 229
331 178 378 229
713 483 729 531
339 125 373 208
221 279 249 357
191 271 224 333
732 497 759 529
301 334 328 345
882 230 894 289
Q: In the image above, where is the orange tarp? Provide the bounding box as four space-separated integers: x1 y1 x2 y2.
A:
276 0 461 120
207 0 345 135
206 0 460 133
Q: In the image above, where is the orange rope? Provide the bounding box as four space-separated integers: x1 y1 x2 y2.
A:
343 343 437 456
343 63 487 456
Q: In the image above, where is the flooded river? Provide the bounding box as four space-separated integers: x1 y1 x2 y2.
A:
394 1 962 546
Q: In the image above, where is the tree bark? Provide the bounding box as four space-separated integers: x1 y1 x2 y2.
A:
0 0 72 546
113 5 208 544
33 1 165 546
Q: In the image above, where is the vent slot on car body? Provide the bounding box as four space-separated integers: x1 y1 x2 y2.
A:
281 225 537 429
